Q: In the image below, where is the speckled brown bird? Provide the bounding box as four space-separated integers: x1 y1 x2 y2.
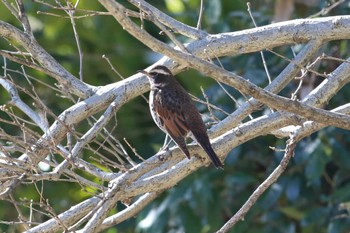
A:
140 65 224 169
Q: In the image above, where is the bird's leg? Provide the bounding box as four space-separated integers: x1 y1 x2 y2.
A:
159 134 171 152
156 134 173 162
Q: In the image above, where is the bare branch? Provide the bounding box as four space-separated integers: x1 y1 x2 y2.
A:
196 0 204 29
0 20 94 97
128 0 208 39
210 40 322 137
99 192 159 231
99 0 350 130
1 1 350 232
217 135 297 233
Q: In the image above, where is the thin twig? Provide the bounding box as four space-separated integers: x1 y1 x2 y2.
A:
102 54 148 102
123 138 144 163
200 86 220 122
196 0 204 29
217 135 297 233
15 0 33 35
128 0 208 39
190 93 229 116
67 2 84 81
247 2 272 84
309 0 345 18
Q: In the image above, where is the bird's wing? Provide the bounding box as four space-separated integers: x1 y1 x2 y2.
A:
154 101 190 158
154 102 188 138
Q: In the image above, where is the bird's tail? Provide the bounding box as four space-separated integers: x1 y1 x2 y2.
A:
201 142 224 169
171 135 191 159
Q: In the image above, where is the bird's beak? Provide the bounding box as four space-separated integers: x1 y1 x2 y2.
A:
138 70 148 75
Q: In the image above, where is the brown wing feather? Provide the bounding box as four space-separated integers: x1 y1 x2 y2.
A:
154 100 190 158
154 101 188 138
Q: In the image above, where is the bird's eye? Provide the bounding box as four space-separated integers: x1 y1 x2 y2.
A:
149 72 158 76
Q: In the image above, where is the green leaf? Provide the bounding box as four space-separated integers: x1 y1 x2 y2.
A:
328 219 350 233
179 203 202 233
206 0 222 25
280 206 305 220
331 183 350 203
286 177 300 201
304 138 331 183
165 0 185 14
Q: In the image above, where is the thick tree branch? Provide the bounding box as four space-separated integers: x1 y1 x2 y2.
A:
10 13 346 175
98 192 159 231
2 1 350 231
210 40 322 137
128 0 208 39
99 0 350 130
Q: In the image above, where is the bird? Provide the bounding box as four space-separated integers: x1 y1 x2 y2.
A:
140 65 224 169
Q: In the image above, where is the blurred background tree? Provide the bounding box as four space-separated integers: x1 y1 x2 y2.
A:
1 0 350 232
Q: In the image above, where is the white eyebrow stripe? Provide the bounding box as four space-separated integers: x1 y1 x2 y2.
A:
150 68 171 76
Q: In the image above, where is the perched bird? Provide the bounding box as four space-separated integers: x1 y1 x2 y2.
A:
140 65 224 169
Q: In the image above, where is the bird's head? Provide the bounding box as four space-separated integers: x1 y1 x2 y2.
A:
139 65 173 85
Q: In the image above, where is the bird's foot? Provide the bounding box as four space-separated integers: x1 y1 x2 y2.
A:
157 146 171 162
159 135 172 153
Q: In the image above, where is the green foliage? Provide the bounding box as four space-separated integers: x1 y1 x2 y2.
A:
1 0 350 232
